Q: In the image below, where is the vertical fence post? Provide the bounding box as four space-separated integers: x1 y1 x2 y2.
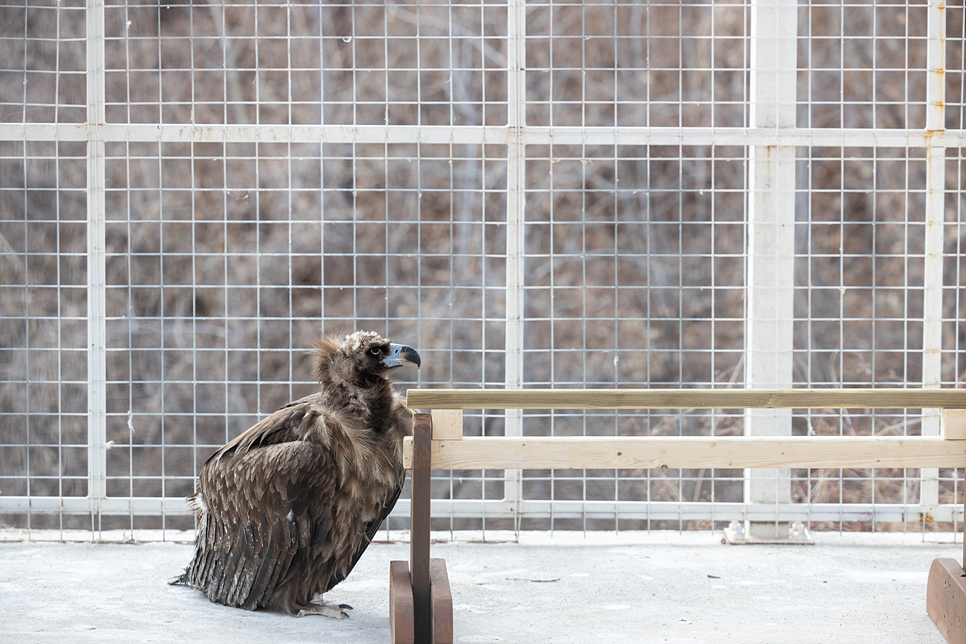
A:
503 0 528 521
85 0 109 533
744 0 797 540
920 0 947 518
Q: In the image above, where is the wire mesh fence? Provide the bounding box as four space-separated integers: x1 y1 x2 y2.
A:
0 0 965 541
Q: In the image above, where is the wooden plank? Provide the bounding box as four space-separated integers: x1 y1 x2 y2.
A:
942 409 966 440
389 560 414 644
402 436 966 471
406 388 966 411
431 409 463 440
410 414 433 644
927 558 966 644
430 558 454 644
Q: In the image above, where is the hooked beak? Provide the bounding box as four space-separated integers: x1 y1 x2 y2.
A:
382 343 421 370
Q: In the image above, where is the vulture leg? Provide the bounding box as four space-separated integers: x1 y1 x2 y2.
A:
295 594 352 619
311 593 352 611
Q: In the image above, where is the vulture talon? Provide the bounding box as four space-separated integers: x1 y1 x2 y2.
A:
296 603 351 619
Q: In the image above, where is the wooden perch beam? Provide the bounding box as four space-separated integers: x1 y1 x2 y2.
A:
402 436 966 471
406 388 966 411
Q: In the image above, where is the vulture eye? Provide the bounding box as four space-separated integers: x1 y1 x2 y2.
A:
369 347 382 356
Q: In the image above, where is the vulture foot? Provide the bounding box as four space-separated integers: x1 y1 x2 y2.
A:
295 594 352 619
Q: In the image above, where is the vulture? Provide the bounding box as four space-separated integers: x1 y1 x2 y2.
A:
172 331 420 618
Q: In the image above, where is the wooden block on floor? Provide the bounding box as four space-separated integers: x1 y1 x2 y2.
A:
390 560 414 644
927 558 966 644
430 558 454 644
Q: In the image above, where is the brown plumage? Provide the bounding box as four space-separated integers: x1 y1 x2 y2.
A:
172 331 420 618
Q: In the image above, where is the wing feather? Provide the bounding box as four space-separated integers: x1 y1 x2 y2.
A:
183 397 336 611
343 480 403 579
335 405 410 584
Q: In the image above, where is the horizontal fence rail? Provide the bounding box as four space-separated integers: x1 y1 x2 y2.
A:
407 389 966 410
404 389 966 471
408 437 966 471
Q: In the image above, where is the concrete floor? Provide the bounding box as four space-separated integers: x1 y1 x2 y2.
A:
0 530 958 644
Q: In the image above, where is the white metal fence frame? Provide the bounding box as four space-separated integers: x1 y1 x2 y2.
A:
1 0 964 536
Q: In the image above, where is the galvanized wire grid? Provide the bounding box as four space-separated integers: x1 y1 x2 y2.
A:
0 0 965 541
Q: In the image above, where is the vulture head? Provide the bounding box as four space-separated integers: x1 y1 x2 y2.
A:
314 330 421 390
